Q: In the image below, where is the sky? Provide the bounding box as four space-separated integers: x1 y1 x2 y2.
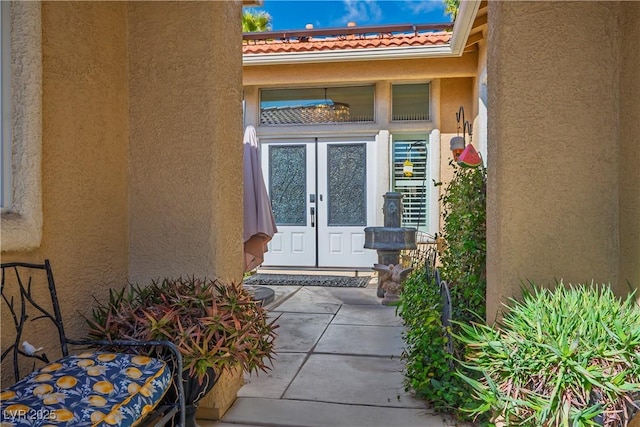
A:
252 0 451 31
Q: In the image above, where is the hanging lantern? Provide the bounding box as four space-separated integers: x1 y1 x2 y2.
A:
450 136 465 161
403 159 414 177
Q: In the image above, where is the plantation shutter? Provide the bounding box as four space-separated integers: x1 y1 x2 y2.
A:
392 140 428 232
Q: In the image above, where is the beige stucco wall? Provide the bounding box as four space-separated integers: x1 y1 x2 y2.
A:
2 1 245 382
243 53 479 87
618 1 640 291
487 1 639 320
1 2 129 378
128 1 243 284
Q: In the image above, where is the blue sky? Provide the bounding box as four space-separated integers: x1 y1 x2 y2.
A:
253 0 451 31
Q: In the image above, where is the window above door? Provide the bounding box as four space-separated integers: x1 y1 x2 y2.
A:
392 83 430 122
260 85 375 125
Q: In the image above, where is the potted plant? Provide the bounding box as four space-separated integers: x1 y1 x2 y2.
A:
86 276 277 427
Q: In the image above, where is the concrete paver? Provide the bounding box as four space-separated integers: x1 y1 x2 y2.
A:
222 397 449 427
238 352 306 399
273 287 343 314
270 312 333 352
314 324 405 356
283 353 424 408
204 279 467 427
332 303 403 326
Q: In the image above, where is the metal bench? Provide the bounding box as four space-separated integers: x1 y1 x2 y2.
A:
0 260 185 426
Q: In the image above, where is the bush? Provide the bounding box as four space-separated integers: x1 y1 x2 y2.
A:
399 268 475 413
87 277 278 383
455 282 640 426
398 163 487 419
438 163 486 324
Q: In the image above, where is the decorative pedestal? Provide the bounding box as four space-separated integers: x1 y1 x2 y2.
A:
364 192 417 299
195 365 244 421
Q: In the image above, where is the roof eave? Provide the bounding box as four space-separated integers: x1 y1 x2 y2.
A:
243 44 455 66
242 0 481 66
449 0 481 56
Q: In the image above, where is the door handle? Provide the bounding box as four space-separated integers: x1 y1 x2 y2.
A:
310 207 315 228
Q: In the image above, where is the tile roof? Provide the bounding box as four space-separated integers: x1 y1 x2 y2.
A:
243 31 452 55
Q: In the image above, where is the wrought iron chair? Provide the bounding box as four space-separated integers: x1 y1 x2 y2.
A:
0 260 185 426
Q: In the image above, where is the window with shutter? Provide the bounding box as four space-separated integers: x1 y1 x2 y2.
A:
392 139 429 232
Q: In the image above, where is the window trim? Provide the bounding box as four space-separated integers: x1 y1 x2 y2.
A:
1 1 11 211
1 1 43 252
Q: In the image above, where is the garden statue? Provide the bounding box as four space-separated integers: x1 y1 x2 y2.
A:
373 263 413 305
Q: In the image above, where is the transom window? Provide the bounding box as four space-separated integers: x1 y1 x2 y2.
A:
260 86 374 125
392 83 430 121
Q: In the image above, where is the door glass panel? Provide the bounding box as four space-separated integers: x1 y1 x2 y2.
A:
269 145 306 226
327 144 366 226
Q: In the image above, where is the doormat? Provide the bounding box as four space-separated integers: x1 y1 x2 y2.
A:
244 274 371 288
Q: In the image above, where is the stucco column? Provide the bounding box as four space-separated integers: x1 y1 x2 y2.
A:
128 2 243 283
618 2 640 295
486 2 635 321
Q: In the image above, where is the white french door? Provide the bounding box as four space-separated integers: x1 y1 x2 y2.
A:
261 142 316 267
261 140 377 268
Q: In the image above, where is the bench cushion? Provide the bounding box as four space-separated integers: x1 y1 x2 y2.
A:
0 351 171 426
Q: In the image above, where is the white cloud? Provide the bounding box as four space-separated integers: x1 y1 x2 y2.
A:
401 0 442 15
339 0 384 26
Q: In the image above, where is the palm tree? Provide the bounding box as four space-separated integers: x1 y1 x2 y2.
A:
443 0 460 21
242 9 272 33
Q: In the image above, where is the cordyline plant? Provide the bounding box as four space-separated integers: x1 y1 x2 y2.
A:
455 282 640 426
86 277 278 384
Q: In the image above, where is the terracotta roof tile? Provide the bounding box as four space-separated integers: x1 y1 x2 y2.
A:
243 32 452 55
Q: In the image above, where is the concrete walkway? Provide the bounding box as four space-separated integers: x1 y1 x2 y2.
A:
202 281 467 427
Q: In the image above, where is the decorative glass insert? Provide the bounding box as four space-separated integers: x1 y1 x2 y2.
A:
260 86 374 125
327 144 367 226
392 83 430 121
392 139 428 232
269 145 307 226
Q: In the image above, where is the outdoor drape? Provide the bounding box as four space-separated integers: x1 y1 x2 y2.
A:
242 125 277 272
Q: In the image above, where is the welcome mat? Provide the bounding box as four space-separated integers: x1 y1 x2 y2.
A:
244 274 371 288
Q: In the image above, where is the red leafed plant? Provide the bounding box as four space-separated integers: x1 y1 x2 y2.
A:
86 277 277 384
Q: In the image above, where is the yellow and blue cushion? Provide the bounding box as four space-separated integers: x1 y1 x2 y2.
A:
0 352 171 426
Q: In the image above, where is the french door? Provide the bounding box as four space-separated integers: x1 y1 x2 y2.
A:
261 140 377 268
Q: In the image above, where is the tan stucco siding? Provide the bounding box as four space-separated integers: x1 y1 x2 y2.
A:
128 1 243 284
1 1 129 373
487 1 634 320
243 53 478 87
439 77 473 134
619 1 640 291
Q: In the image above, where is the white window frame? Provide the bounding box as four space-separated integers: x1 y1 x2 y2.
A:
391 136 430 233
1 2 43 252
1 1 11 211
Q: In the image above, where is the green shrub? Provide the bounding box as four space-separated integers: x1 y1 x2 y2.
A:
398 163 487 419
455 282 640 426
399 268 475 413
438 163 486 324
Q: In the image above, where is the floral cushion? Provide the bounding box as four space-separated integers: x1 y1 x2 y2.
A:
0 352 171 426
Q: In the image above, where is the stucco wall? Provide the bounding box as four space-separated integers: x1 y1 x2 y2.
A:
128 1 244 283
243 53 479 87
1 1 129 378
487 1 637 320
618 2 640 290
